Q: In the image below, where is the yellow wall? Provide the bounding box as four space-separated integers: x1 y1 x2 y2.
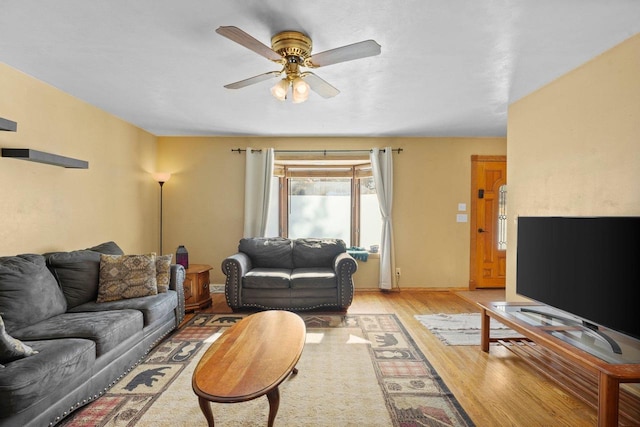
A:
0 62 507 289
506 33 640 300
0 64 159 255
4 30 637 296
157 136 506 288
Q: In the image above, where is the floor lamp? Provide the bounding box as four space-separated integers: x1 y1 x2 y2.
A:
153 172 171 254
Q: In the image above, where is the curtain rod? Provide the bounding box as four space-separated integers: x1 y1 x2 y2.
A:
231 148 403 154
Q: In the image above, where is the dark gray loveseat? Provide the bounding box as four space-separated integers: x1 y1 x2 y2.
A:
0 242 185 427
222 237 357 311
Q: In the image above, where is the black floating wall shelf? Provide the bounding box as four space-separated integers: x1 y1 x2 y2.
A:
2 148 88 169
0 117 17 132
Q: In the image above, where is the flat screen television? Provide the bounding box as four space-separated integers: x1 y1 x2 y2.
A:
516 216 640 341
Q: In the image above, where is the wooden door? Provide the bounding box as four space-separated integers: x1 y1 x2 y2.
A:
469 155 507 289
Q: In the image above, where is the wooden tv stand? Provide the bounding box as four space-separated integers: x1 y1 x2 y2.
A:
477 301 640 427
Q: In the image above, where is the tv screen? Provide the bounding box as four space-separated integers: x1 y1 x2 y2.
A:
516 216 640 341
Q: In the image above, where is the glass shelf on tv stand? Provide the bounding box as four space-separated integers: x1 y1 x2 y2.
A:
492 303 640 365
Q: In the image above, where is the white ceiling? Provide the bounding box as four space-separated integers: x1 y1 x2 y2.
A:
1 1 639 137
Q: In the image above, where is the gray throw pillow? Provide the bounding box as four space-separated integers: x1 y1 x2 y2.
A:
0 314 38 364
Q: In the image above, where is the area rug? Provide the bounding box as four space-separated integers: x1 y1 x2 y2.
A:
415 313 523 346
60 313 474 427
209 284 225 294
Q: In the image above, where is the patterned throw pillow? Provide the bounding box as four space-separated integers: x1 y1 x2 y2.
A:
156 254 173 293
97 254 158 303
0 314 38 364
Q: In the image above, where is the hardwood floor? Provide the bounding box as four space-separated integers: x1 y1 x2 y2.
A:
194 289 602 426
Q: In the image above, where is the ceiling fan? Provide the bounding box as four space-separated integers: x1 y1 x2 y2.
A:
215 26 381 103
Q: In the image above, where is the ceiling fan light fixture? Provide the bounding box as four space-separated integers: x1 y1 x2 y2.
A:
217 26 380 104
292 77 310 103
270 78 289 101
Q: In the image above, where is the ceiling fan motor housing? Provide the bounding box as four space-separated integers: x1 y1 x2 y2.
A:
271 31 312 60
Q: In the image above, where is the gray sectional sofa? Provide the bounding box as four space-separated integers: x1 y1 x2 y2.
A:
222 237 357 311
0 242 185 427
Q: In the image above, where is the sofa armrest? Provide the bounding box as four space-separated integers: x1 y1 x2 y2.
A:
334 252 358 309
169 264 186 327
221 253 252 310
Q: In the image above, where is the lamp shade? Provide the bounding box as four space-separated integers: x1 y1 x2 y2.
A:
270 79 289 101
153 172 171 183
292 77 310 103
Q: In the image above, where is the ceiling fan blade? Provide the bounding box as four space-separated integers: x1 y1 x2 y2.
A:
224 71 282 89
301 72 340 98
216 26 283 62
306 40 381 68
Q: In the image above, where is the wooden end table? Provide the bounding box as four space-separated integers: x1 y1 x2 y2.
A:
184 264 213 312
192 310 306 426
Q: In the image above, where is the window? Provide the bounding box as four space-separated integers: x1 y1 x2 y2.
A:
288 177 352 243
267 159 381 248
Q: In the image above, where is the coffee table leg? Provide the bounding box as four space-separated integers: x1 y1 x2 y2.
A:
266 387 280 427
480 308 490 352
198 397 215 427
292 367 298 375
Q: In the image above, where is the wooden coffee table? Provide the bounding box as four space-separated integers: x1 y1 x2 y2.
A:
192 310 306 426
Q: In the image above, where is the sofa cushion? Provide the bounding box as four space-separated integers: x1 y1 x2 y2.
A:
46 245 166 308
44 242 124 309
156 254 173 293
239 237 294 269
0 254 67 334
0 315 38 364
0 337 95 415
241 289 292 309
97 254 158 303
243 268 291 289
12 310 143 357
69 291 178 327
292 238 347 268
290 268 337 289
86 241 125 255
46 250 102 309
241 287 338 309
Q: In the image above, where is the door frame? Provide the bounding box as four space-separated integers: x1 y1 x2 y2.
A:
469 155 507 290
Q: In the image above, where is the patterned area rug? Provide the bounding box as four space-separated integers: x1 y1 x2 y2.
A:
60 313 474 426
415 313 524 346
209 284 225 294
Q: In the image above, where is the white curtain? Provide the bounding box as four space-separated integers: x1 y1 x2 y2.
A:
243 147 274 237
370 147 395 290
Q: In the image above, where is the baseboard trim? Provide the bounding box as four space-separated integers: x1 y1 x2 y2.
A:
355 287 470 293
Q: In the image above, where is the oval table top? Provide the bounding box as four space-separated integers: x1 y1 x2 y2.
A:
192 310 306 403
